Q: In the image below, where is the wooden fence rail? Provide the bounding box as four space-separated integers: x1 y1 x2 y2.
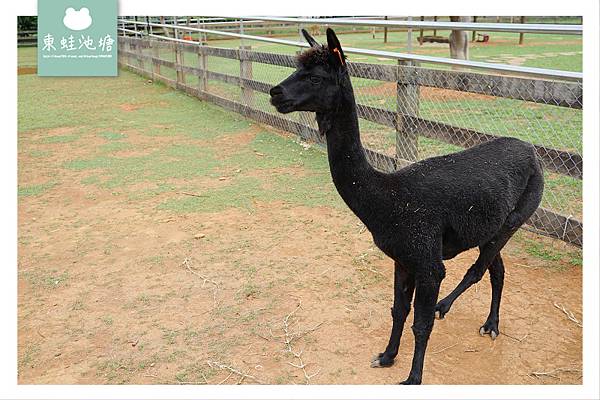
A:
117 36 583 246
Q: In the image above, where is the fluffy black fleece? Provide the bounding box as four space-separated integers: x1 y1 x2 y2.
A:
270 28 544 385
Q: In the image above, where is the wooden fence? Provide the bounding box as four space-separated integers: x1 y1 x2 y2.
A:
17 30 37 47
117 36 583 247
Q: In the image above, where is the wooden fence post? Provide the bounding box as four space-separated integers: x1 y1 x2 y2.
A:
176 43 185 85
395 60 420 167
151 40 160 80
123 37 130 67
174 28 185 85
198 46 208 96
239 45 254 109
135 38 144 75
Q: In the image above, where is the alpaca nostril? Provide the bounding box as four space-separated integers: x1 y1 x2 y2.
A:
270 85 283 97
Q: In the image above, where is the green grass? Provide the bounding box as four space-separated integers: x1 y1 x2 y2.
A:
17 46 37 67
99 131 127 141
64 143 220 188
99 141 133 153
20 269 69 289
28 150 52 158
41 135 80 144
18 181 57 197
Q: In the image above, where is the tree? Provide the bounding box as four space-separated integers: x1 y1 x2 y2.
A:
448 16 470 60
18 16 38 32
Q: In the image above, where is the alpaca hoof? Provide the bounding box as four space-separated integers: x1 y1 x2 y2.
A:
434 300 451 320
479 320 500 340
399 376 421 385
371 353 394 368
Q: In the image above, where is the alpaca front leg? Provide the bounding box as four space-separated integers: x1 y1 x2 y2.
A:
371 261 415 368
400 264 444 385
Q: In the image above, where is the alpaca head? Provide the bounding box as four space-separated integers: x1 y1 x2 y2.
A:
270 28 348 115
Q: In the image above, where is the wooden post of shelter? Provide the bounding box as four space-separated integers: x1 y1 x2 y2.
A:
433 16 437 36
472 16 477 41
384 16 388 43
395 60 420 167
519 16 526 45
159 16 168 37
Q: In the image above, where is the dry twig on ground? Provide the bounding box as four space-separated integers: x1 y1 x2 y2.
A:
181 257 219 307
530 366 582 380
271 303 323 384
553 302 583 328
430 343 458 355
501 331 529 343
207 360 264 384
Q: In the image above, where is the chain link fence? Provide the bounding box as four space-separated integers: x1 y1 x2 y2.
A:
117 33 583 247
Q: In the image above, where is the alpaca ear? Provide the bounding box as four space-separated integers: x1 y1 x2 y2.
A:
326 28 346 67
301 29 319 48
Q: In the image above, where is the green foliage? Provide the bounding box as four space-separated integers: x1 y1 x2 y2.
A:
18 16 37 31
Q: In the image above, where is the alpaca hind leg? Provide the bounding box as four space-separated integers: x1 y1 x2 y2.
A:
372 261 415 368
436 168 542 320
434 258 488 320
400 261 445 385
480 253 504 339
435 227 516 320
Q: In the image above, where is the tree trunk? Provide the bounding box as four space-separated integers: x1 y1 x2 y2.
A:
448 16 470 60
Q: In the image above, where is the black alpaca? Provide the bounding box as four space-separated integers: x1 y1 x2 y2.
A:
270 29 543 385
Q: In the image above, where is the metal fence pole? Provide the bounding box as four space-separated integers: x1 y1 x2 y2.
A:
395 60 419 166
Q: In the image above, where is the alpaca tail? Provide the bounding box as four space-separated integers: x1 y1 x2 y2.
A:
506 149 545 230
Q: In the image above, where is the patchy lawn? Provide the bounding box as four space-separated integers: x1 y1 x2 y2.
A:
18 61 582 384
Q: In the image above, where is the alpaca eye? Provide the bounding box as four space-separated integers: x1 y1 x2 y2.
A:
309 76 322 85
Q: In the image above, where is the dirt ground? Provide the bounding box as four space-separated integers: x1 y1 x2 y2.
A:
17 70 582 385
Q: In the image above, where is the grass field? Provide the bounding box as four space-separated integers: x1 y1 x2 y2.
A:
17 44 583 385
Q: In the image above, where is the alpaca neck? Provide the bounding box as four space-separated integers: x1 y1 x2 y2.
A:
318 87 384 225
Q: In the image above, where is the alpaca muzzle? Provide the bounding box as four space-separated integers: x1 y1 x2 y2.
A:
269 85 295 114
